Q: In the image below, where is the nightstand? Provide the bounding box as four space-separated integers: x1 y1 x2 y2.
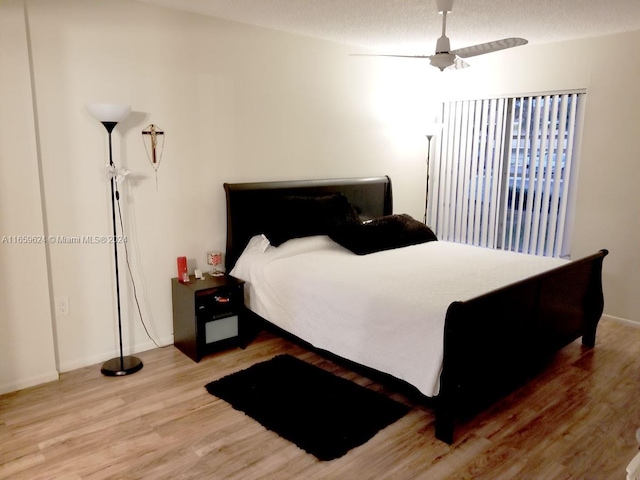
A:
171 274 246 362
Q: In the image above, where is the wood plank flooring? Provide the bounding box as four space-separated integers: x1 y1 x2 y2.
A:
2 319 640 479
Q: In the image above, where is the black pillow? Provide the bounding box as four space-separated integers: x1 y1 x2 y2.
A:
263 194 361 247
329 214 437 255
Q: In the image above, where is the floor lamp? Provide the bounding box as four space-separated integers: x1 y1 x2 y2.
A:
86 103 143 377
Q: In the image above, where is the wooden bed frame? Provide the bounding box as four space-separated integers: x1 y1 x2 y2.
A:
223 176 608 444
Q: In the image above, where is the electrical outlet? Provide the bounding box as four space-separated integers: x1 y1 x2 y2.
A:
56 296 69 316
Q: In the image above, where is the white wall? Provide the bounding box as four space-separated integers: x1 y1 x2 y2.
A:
1 0 638 393
0 0 58 393
571 33 640 323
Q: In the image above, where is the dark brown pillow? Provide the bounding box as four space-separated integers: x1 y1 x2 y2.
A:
263 194 361 247
329 214 437 255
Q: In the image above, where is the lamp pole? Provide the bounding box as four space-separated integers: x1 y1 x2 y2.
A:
87 103 143 377
103 123 126 374
424 134 434 225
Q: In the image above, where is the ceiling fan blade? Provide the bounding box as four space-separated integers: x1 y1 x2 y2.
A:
449 57 470 69
349 53 430 58
350 54 431 59
452 37 528 58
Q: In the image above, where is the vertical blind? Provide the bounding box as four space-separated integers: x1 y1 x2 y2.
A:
429 92 584 258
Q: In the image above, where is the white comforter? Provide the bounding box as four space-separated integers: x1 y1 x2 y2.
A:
231 235 568 397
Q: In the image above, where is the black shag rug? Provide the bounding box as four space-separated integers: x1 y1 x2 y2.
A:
205 354 409 461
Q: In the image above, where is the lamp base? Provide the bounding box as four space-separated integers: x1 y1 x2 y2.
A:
101 355 143 376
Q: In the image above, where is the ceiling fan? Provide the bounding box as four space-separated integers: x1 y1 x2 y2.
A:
354 0 528 71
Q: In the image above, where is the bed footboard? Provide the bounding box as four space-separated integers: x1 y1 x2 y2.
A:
435 249 608 444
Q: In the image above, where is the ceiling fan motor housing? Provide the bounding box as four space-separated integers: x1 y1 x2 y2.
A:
435 35 451 54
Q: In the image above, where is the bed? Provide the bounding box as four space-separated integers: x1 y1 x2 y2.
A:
223 176 608 444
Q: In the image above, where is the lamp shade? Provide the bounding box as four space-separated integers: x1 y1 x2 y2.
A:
425 122 443 137
86 103 131 123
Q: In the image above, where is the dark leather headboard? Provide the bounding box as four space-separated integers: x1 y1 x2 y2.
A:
223 176 393 271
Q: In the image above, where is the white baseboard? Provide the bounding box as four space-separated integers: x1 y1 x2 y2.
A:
0 370 59 396
2 333 173 393
58 334 174 373
602 314 640 328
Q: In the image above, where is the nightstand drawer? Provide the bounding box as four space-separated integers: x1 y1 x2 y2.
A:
204 315 239 343
196 287 239 318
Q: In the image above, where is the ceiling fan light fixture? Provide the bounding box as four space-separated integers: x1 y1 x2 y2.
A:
430 53 455 71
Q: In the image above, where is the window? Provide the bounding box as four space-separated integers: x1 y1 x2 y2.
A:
428 92 585 258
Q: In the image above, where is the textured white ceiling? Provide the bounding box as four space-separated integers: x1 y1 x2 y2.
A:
133 0 640 53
